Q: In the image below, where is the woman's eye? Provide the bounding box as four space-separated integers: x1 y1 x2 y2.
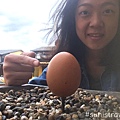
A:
79 11 89 16
103 9 114 15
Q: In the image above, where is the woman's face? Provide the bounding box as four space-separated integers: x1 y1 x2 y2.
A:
75 0 119 50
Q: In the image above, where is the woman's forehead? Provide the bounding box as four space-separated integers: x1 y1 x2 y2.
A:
77 0 119 6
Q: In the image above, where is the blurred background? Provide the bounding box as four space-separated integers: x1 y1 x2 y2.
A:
0 0 59 51
0 0 61 79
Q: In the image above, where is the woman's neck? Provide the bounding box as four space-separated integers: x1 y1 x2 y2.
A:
85 48 105 65
85 48 105 81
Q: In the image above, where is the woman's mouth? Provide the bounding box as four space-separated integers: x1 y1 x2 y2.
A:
87 33 104 40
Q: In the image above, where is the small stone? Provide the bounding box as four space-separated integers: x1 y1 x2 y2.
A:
0 111 2 116
16 97 23 102
72 114 79 119
21 115 28 120
0 116 2 120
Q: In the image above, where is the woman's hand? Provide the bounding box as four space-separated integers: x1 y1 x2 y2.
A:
3 51 40 86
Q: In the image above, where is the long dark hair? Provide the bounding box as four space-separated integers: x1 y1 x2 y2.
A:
49 0 84 63
49 0 120 66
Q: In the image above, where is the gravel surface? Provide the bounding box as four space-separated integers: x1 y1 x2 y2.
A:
0 86 120 120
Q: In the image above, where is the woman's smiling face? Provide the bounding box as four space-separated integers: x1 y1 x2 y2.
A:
75 0 119 50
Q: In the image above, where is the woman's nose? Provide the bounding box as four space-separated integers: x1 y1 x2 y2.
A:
89 13 104 28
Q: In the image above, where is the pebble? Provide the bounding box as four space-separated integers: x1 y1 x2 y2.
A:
21 115 29 120
0 116 2 120
72 113 79 119
0 112 2 116
16 97 23 102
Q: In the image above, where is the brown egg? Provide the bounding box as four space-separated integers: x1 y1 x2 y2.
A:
46 52 81 97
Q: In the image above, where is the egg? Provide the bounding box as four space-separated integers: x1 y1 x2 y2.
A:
46 52 81 97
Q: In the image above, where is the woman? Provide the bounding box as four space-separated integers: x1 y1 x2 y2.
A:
3 0 120 91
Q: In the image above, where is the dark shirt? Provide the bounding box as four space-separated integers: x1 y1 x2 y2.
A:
29 64 120 92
